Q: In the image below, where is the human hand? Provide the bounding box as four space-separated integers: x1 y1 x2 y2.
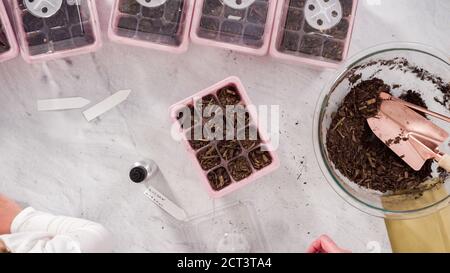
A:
307 235 350 253
0 194 22 235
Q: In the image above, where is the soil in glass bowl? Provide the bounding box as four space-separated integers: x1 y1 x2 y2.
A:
326 77 448 193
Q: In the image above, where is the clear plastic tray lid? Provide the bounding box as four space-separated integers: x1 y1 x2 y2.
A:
196 0 271 48
183 202 268 252
17 0 97 56
276 0 355 62
113 0 189 47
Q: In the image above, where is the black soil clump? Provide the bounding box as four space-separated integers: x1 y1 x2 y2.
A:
326 78 434 193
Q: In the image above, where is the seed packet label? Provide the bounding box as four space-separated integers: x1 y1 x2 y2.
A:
144 186 187 221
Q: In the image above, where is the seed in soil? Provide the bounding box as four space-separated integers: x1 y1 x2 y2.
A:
298 34 323 56
238 126 261 150
247 2 268 25
142 6 165 19
197 145 222 171
220 20 243 42
325 19 349 40
217 85 241 106
217 140 242 160
326 78 434 193
322 39 344 61
228 156 253 181
203 0 224 17
119 0 141 15
164 0 184 22
207 167 232 191
281 31 300 51
23 12 44 33
186 126 210 150
139 18 163 33
249 147 272 170
198 16 220 39
224 6 246 20
243 24 264 47
290 0 306 9
285 8 303 31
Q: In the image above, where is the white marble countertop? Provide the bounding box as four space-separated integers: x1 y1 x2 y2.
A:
0 0 449 252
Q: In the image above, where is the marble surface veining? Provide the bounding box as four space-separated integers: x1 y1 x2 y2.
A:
0 0 449 252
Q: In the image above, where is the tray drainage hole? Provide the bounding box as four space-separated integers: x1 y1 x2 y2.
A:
236 0 242 4
317 19 323 25
332 10 338 17
308 4 315 10
145 0 151 2
42 7 48 13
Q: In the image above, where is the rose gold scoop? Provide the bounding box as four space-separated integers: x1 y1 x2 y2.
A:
367 92 450 172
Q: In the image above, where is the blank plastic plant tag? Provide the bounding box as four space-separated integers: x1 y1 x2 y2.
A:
144 186 188 221
37 97 90 111
83 90 131 122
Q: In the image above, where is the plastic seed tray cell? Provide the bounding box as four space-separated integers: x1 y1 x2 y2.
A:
190 0 278 55
170 76 280 198
12 0 101 62
109 0 194 52
270 0 358 67
0 1 19 62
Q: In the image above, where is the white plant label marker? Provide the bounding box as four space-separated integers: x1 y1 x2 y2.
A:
37 97 91 111
83 90 131 122
144 186 188 221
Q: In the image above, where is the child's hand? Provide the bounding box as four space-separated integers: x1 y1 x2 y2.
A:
0 194 22 235
307 235 350 253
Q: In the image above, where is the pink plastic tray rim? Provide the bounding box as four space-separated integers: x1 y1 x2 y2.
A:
12 0 103 63
169 76 280 198
0 1 19 63
108 0 195 54
190 0 278 56
269 0 359 68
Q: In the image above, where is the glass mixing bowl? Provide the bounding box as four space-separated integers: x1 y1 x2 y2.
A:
313 42 450 219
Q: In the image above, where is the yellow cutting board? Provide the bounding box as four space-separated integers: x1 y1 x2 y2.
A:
383 181 450 253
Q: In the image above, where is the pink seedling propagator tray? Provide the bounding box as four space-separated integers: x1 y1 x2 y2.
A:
270 0 358 68
0 0 18 62
190 0 278 56
108 0 194 53
11 0 102 63
169 76 280 198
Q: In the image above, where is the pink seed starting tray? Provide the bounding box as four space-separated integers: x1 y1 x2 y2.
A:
190 0 278 55
0 0 19 62
170 76 280 198
108 0 194 53
11 0 102 63
270 0 358 68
